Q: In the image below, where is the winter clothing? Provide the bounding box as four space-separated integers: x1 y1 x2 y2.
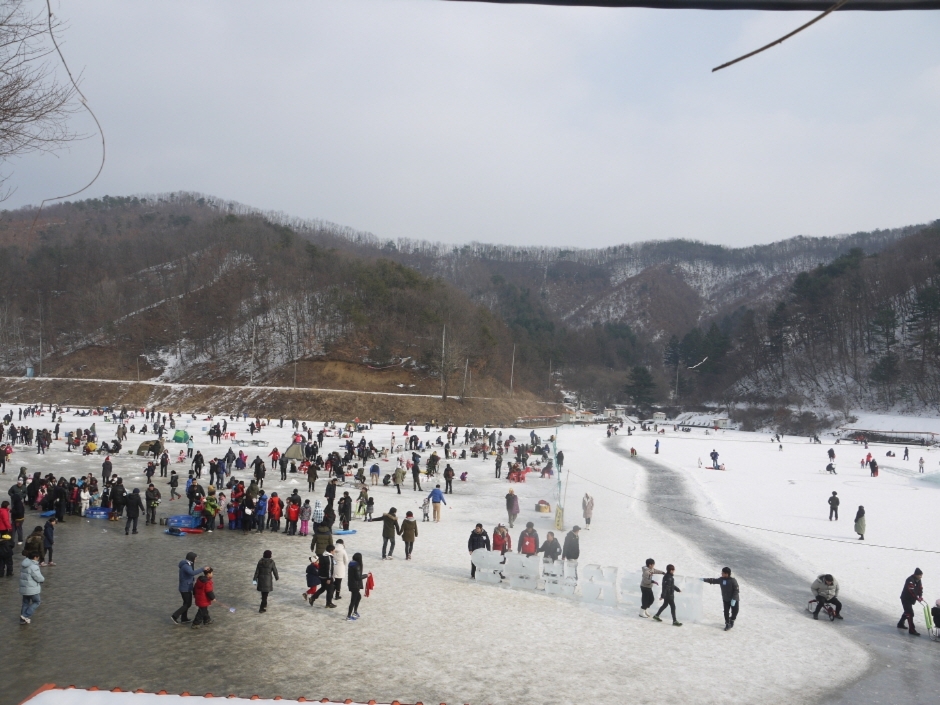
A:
539 536 561 561
562 530 580 561
253 557 279 592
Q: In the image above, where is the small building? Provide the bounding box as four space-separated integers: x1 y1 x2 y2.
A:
713 418 730 429
653 411 667 423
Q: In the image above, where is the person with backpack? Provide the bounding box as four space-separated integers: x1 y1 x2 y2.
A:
653 564 683 626
346 552 364 621
704 567 741 631
443 465 455 494
191 567 215 628
517 522 539 557
252 549 279 613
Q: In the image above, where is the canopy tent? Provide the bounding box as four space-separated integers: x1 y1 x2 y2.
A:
136 439 164 457
449 0 940 8
282 442 305 461
172 430 190 443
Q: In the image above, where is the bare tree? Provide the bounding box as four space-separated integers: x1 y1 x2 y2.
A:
0 0 79 197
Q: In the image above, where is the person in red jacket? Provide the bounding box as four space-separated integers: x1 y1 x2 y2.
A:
269 448 281 465
286 501 300 536
191 567 215 628
518 522 539 556
268 493 283 532
491 524 512 554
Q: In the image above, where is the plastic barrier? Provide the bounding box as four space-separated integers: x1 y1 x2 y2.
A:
581 564 619 606
470 548 505 584
166 515 201 529
504 553 541 590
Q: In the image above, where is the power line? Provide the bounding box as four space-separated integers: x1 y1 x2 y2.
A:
25 1 107 254
566 468 940 554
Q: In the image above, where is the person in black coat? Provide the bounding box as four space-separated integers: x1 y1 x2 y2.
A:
539 532 562 562
111 479 127 518
346 552 364 620
562 527 581 561
124 488 145 535
310 545 336 608
897 568 924 635
704 567 740 631
467 524 490 579
654 564 682 625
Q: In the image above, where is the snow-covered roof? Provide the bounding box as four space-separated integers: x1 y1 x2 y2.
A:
21 685 434 705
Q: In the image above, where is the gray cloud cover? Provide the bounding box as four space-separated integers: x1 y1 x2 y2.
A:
7 0 940 247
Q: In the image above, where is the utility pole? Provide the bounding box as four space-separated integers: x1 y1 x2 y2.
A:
462 358 468 399
293 360 298 389
249 322 257 386
549 359 552 395
440 325 446 400
137 356 140 382
509 344 515 398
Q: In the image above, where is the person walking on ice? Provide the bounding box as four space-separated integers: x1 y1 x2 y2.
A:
704 566 740 631
639 558 664 618
653 564 682 626
427 485 446 522
919 457 925 473
582 493 593 529
828 492 839 521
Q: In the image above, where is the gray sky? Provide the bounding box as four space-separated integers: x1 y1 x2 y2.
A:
8 0 940 248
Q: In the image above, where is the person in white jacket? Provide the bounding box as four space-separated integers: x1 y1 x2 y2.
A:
332 539 350 600
79 487 91 516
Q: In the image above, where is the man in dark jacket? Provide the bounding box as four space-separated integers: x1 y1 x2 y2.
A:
562 526 580 561
467 523 490 579
897 568 924 635
101 457 113 484
310 545 336 608
111 479 127 518
380 508 400 559
539 531 562 562
704 567 740 631
172 551 205 624
518 522 539 557
124 488 145 535
145 484 162 525
827 491 840 520
443 465 455 494
42 518 56 566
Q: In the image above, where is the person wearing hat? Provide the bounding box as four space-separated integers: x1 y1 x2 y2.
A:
828 492 839 521
562 526 580 562
191 567 215 628
898 568 925 635
518 521 539 557
0 530 14 576
124 488 145 535
467 523 490 579
172 552 207 624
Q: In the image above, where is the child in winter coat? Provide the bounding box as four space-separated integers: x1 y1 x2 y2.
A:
653 564 682 626
226 502 238 530
304 555 321 603
286 501 300 536
932 599 940 631
299 500 312 536
192 567 215 627
421 497 430 523
365 497 375 522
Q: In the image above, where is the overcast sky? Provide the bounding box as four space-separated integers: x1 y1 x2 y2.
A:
8 0 940 248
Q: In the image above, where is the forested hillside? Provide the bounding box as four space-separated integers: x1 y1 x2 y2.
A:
0 191 933 412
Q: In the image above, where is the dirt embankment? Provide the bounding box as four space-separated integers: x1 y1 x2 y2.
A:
0 377 562 426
